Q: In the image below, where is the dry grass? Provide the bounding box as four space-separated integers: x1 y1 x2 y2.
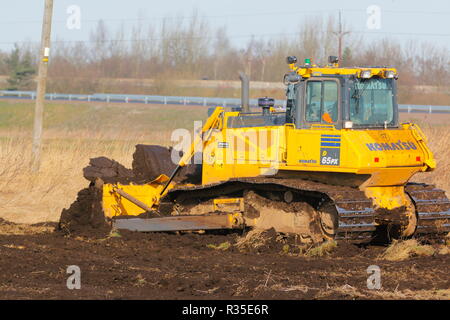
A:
316 285 450 300
254 281 450 299
438 246 450 255
0 101 206 224
235 229 338 257
304 241 337 257
410 126 450 194
235 229 275 251
207 241 231 250
0 219 53 235
0 135 142 223
380 239 436 261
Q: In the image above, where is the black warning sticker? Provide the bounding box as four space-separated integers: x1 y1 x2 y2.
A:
320 147 340 166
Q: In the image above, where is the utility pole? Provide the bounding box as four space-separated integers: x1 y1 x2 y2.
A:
333 10 350 63
31 0 54 172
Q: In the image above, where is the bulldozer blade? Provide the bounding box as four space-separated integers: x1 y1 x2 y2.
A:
102 174 174 218
113 213 241 232
112 187 157 215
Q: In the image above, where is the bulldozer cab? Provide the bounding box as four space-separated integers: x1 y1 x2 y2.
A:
285 56 399 130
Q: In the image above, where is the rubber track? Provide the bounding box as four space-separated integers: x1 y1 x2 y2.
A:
406 183 450 235
167 177 377 241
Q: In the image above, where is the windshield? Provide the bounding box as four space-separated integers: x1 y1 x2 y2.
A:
350 78 395 126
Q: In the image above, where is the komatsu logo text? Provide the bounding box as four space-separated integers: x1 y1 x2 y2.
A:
366 140 417 151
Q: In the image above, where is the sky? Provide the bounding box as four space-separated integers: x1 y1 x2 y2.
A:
0 0 449 51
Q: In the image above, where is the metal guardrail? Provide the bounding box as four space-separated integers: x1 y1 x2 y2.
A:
1 90 449 114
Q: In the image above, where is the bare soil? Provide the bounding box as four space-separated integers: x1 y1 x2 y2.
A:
46 156 450 300
0 220 448 300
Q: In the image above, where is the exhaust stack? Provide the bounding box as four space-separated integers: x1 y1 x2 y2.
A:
239 72 250 113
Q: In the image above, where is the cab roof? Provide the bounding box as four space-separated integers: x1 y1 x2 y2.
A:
288 62 397 79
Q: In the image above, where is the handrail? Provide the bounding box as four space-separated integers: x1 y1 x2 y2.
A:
159 107 224 196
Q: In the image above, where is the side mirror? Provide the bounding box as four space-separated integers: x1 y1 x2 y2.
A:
286 56 297 64
283 72 301 84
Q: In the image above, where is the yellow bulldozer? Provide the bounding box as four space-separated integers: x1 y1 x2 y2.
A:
60 55 450 242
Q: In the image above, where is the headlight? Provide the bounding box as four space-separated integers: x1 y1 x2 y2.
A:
360 70 372 79
384 70 396 78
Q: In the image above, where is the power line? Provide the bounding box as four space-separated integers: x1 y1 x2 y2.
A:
1 30 449 46
1 8 450 25
0 9 338 25
351 31 450 37
345 9 450 15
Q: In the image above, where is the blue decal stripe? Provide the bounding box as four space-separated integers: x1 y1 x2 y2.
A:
321 138 341 142
321 143 341 147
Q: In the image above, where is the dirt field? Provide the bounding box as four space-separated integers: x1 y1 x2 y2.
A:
0 220 448 300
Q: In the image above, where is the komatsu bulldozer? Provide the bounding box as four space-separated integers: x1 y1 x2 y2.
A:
61 55 450 242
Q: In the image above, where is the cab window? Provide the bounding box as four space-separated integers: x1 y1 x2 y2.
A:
305 80 338 123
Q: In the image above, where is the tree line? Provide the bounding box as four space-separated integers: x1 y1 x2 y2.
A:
0 13 449 99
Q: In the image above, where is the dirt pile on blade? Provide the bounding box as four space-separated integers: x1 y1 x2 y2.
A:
83 156 136 184
83 145 201 185
59 144 202 233
133 144 201 183
60 155 136 234
60 155 139 234
58 185 109 235
132 145 177 181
